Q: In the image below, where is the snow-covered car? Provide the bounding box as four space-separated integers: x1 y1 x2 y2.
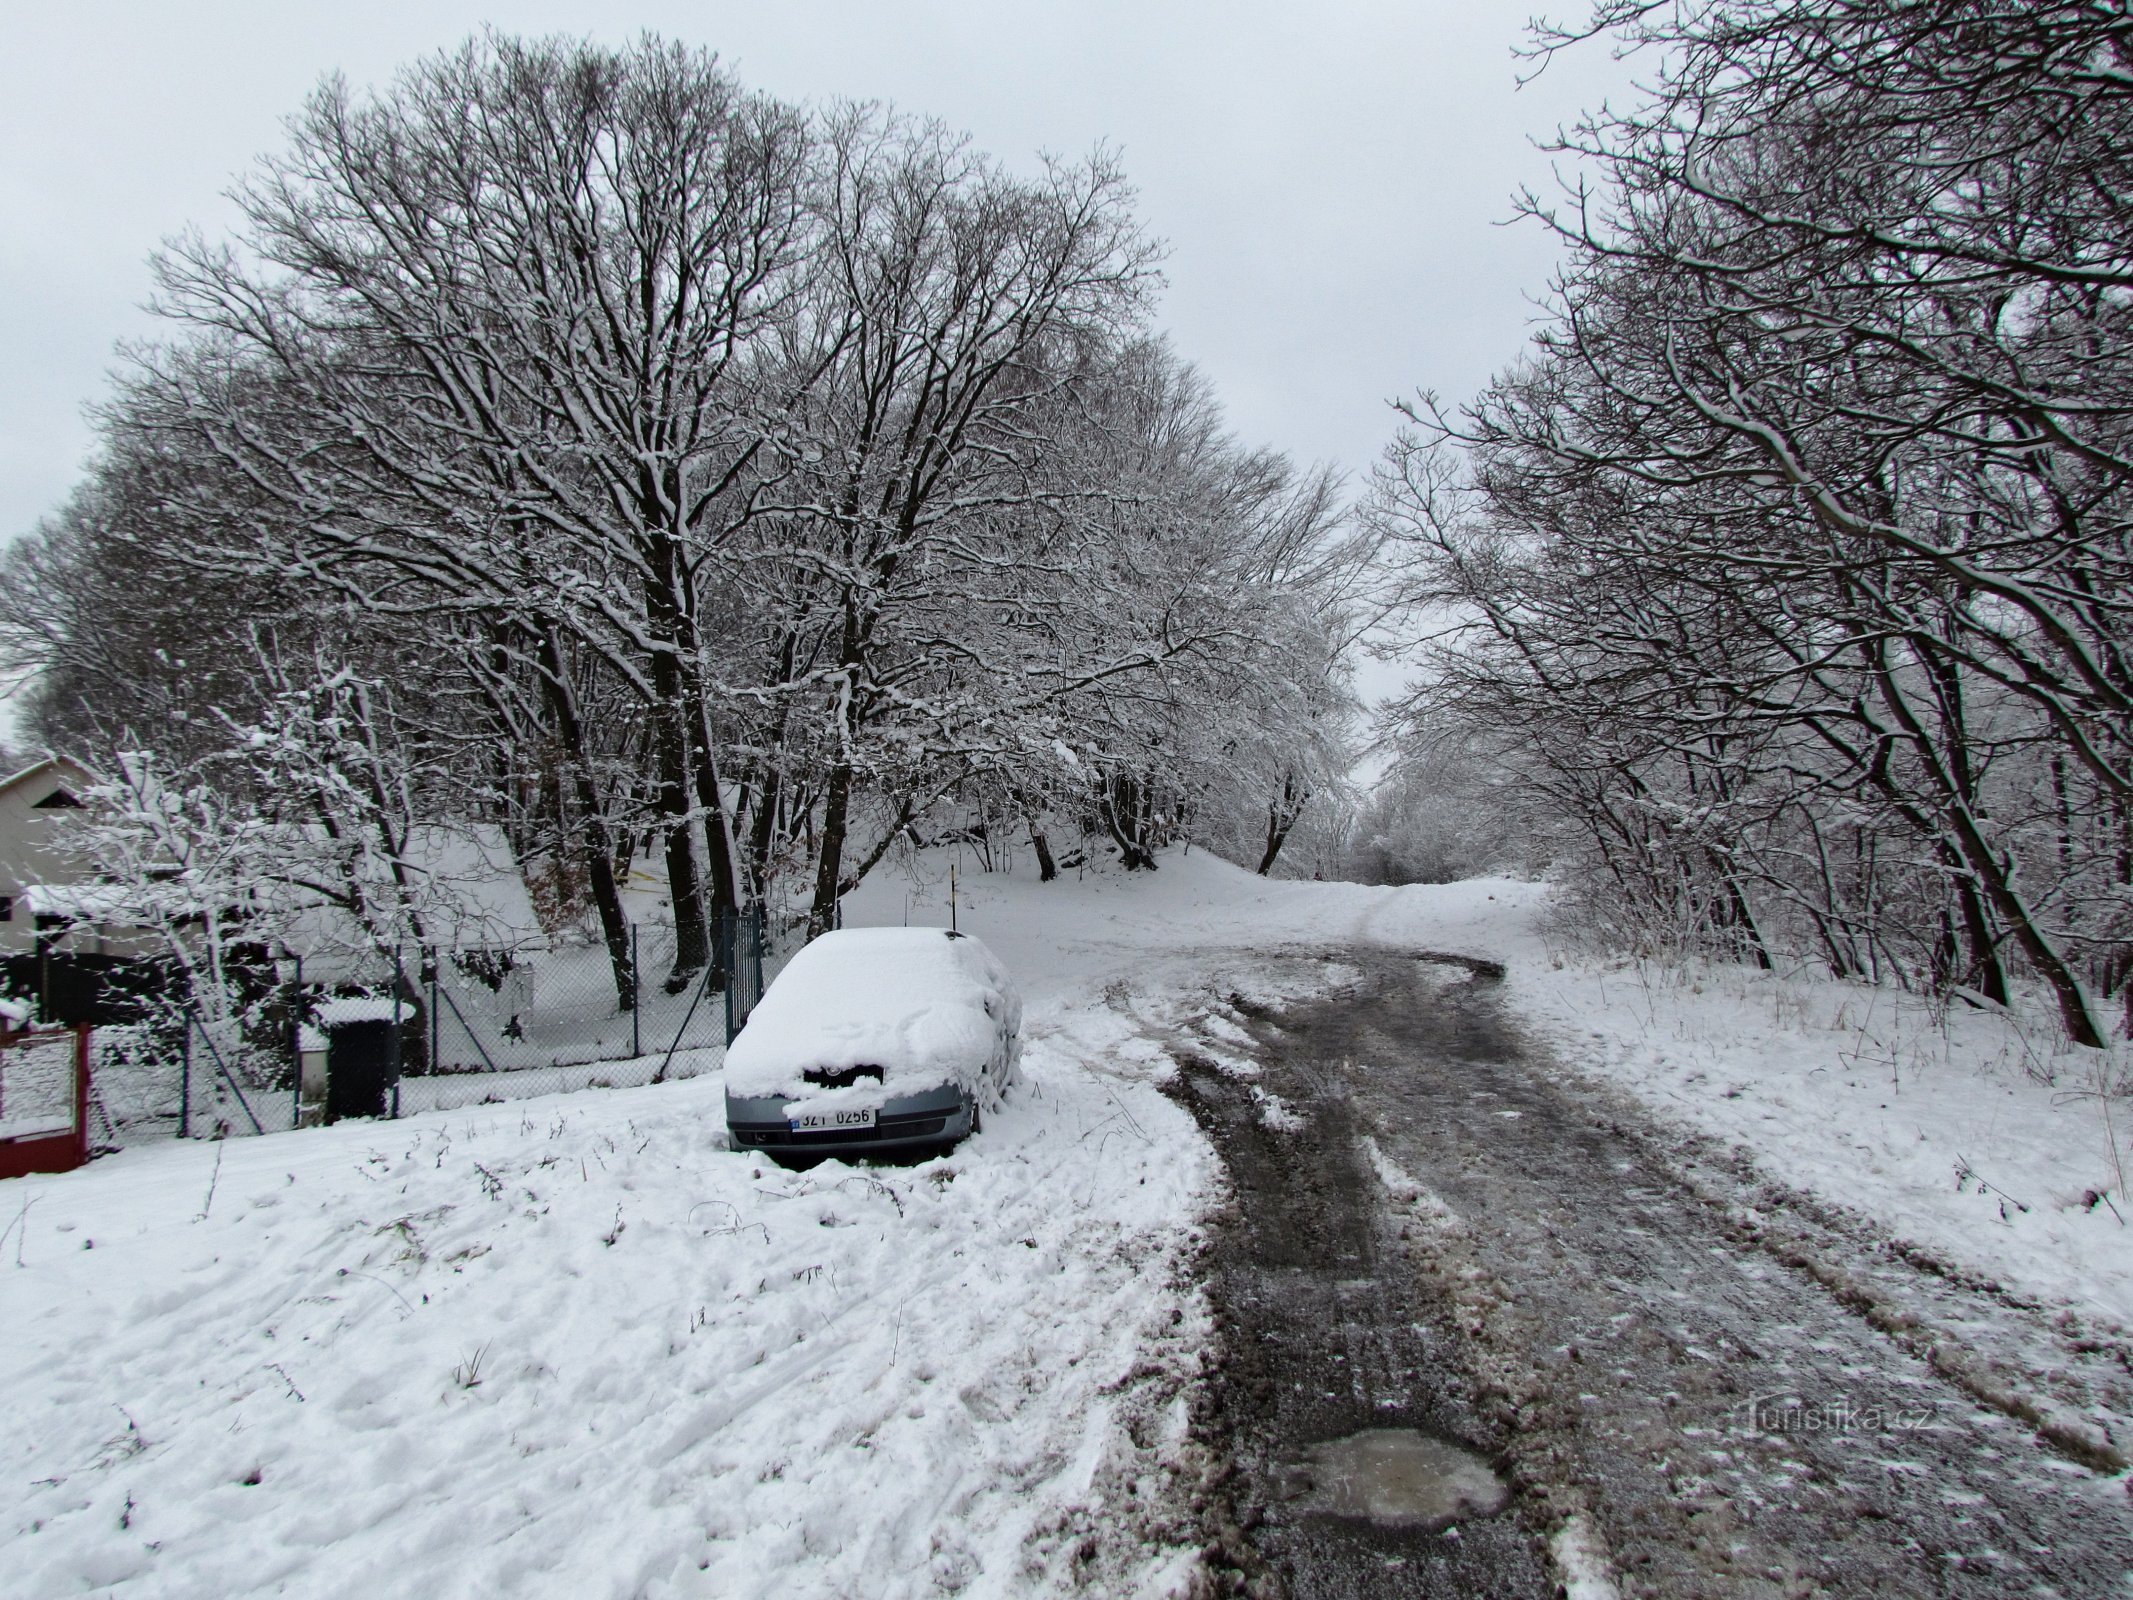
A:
723 926 1022 1161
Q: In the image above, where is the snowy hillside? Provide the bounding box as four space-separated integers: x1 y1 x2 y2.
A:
4 847 2130 1596
0 851 1354 1598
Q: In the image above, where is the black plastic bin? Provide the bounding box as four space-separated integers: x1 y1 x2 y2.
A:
323 1016 399 1122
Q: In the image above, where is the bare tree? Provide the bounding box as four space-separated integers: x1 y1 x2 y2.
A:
747 109 1158 929
5 32 1370 976
140 33 814 985
1382 0 2133 1043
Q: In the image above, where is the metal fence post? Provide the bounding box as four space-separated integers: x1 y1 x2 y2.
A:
630 922 641 1059
428 969 440 1077
178 1015 191 1139
724 913 737 1044
185 1006 264 1136
714 907 730 1014
655 955 715 1084
289 952 303 1131
391 947 404 1119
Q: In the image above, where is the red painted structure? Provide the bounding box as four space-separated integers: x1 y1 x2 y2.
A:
0 1026 91 1180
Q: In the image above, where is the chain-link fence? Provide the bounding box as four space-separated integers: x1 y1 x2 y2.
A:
70 1012 299 1146
41 908 783 1148
407 911 771 1115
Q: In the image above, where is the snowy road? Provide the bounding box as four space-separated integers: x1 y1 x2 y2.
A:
1174 951 2133 1599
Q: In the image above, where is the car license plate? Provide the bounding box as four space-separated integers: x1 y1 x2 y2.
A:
791 1107 876 1132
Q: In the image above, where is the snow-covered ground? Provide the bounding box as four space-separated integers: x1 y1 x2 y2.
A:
1507 917 2133 1332
901 849 2133 1333
0 849 1358 1599
5 844 2128 1596
3 1071 1207 1598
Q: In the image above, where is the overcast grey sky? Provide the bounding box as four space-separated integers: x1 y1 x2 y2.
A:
0 1 1629 544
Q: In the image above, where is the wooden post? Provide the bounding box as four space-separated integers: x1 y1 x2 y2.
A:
72 1025 90 1167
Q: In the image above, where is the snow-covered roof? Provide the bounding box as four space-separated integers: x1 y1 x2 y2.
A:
313 995 405 1026
724 927 1020 1099
18 822 545 977
409 824 546 950
23 882 139 923
0 755 92 801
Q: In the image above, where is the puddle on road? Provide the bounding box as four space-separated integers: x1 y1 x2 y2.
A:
1297 1429 1510 1529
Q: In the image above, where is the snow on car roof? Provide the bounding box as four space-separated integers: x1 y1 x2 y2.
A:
724 926 1017 1098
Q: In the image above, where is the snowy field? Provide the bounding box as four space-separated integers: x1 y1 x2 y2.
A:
0 851 1359 1599
5 846 2130 1596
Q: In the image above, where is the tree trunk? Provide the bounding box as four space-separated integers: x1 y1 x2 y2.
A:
810 759 853 937
1709 856 1773 972
809 614 868 936
1257 776 1308 876
1101 773 1158 870
683 689 737 988
685 667 742 918
1950 856 2009 1006
536 630 635 1012
1257 804 1295 876
745 635 801 902
749 761 784 900
639 492 710 987
652 691 710 988
1027 815 1058 882
1864 644 2091 1033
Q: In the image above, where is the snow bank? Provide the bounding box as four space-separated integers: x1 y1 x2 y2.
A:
1509 946 2133 1330
724 927 1020 1101
0 1044 1211 1596
3 857 1297 1599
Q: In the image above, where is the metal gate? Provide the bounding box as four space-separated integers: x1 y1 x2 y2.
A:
0 1026 90 1180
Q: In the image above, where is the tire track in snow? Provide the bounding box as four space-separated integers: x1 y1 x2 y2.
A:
1253 952 2133 1599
